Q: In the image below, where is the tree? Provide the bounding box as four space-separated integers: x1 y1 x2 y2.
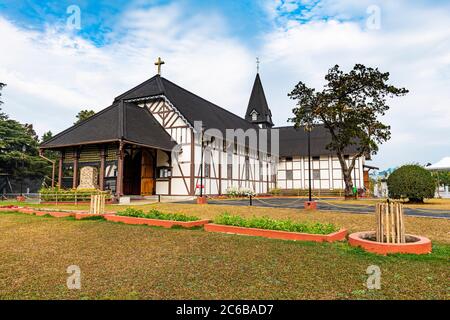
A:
387 165 435 203
0 86 50 179
75 109 95 124
0 82 5 106
288 64 408 198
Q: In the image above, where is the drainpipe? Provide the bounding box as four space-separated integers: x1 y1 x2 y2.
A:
39 149 56 188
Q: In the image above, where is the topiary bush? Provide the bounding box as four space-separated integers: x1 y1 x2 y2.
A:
387 164 435 203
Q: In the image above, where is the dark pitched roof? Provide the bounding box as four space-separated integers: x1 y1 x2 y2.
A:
275 125 359 157
245 73 273 127
40 102 176 151
114 75 258 133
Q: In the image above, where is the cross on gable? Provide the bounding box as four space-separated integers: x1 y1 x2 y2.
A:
155 57 165 75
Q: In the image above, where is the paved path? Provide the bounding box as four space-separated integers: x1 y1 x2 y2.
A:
178 197 450 219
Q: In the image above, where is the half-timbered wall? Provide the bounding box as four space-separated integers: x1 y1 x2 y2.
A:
138 98 276 196
277 155 365 190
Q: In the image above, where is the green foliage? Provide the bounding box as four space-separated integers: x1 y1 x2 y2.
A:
117 208 200 222
269 187 282 196
288 64 408 196
387 165 435 203
75 110 95 124
39 187 111 202
214 213 338 235
0 107 49 178
435 171 450 187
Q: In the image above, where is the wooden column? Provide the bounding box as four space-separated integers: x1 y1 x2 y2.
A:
99 146 106 191
116 142 125 197
72 148 80 189
218 163 222 195
189 130 195 196
58 151 64 189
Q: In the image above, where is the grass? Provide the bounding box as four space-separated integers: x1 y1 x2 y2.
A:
117 208 200 222
213 213 338 234
327 198 450 211
2 200 449 242
0 211 448 300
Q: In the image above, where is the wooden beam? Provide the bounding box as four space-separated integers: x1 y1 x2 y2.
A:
99 146 106 191
72 148 80 189
58 151 64 189
116 141 125 197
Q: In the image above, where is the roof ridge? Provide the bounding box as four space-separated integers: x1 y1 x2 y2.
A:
160 76 259 129
40 103 119 147
114 74 160 102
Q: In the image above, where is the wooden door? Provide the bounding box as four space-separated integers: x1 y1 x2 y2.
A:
141 150 155 195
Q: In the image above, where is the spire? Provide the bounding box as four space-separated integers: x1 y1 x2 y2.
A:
245 72 273 128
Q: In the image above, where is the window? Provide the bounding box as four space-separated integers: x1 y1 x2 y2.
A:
244 157 250 180
105 164 117 177
251 110 258 121
233 143 238 154
259 161 264 181
313 169 320 180
157 167 171 179
204 163 211 178
312 156 320 161
227 153 233 180
227 164 233 180
286 170 293 180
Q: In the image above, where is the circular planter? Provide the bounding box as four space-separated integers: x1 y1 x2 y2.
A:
348 231 432 255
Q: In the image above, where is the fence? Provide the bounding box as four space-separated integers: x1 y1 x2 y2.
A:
38 189 112 205
375 202 405 243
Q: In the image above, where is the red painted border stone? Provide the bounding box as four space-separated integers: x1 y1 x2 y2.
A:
196 196 207 204
104 214 210 228
348 231 432 255
204 223 347 242
304 201 317 210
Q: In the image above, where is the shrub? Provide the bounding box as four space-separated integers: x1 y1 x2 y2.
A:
387 164 435 203
213 213 338 235
39 187 111 202
117 208 200 222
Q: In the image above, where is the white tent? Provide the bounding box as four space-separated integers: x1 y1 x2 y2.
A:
426 157 450 198
426 157 450 171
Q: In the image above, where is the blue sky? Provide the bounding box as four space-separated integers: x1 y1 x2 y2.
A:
0 0 449 170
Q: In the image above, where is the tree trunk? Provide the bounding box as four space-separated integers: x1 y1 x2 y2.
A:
343 171 354 199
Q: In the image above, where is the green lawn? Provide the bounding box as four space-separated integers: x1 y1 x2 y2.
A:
0 211 448 300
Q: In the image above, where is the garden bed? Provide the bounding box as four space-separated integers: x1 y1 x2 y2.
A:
205 214 346 242
348 231 432 255
105 208 210 229
204 224 347 242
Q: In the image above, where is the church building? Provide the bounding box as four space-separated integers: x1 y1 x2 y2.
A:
40 59 369 198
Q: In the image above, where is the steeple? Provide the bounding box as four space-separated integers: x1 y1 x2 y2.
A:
245 72 273 128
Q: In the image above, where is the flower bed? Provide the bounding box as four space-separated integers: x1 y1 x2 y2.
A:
348 231 432 255
105 208 210 228
205 213 346 242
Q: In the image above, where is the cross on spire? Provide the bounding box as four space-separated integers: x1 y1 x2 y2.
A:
256 57 260 73
154 57 165 75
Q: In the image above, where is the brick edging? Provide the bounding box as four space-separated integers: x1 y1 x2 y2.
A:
204 223 347 242
348 231 432 255
104 214 210 228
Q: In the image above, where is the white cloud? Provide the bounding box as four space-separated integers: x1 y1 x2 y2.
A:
0 0 449 170
260 0 450 169
0 3 255 136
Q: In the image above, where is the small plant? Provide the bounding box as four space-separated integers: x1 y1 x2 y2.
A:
117 208 200 222
225 186 255 198
213 213 338 235
387 164 435 203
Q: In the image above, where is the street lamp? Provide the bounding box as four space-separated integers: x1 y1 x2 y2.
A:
303 107 316 210
20 145 26 197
